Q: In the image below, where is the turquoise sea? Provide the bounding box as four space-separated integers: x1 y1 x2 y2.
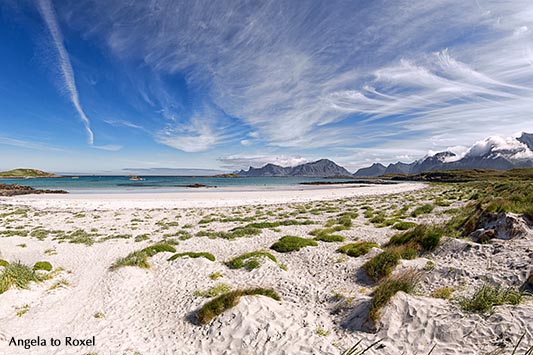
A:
0 176 373 193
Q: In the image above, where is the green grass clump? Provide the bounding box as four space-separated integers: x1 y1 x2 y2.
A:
196 288 281 324
369 270 420 322
337 241 378 257
168 252 215 262
411 204 435 217
194 283 232 298
33 261 53 272
270 236 318 253
458 284 522 313
226 251 278 270
386 224 443 252
110 243 176 270
0 262 42 294
314 233 345 242
392 221 417 231
209 271 222 280
430 286 454 300
362 249 401 282
0 259 8 268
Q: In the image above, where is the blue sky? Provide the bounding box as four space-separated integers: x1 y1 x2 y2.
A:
1 0 533 174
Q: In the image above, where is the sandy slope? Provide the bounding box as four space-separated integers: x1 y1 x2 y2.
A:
0 183 531 355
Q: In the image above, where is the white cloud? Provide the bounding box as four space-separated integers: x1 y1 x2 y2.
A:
37 0 94 144
92 144 122 151
47 0 533 156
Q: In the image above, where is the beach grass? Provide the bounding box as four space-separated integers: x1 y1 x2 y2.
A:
111 243 176 270
196 288 281 324
168 252 215 262
337 241 378 257
369 270 420 322
458 284 522 313
226 251 278 270
33 261 53 272
0 261 42 294
270 236 318 253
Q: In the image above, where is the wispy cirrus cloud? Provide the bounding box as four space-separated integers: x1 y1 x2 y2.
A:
46 0 533 160
37 0 94 144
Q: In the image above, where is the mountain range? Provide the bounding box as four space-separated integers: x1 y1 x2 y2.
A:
354 132 533 176
236 132 533 177
237 159 352 177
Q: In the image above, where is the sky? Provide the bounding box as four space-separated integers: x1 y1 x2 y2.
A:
1 0 533 174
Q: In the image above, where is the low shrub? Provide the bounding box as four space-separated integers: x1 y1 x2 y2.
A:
0 259 8 268
314 233 345 242
337 241 378 257
270 236 318 253
196 288 281 324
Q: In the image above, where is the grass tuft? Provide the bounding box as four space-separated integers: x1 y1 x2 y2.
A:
386 225 443 252
0 262 42 294
430 286 454 300
270 236 318 253
369 270 420 322
33 261 53 272
226 251 278 270
196 288 281 324
110 243 176 270
168 252 215 262
337 242 378 258
458 284 522 313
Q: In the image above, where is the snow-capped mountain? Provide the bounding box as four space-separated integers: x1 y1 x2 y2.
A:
354 132 533 176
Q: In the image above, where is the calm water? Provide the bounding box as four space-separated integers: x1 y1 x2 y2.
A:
0 176 374 193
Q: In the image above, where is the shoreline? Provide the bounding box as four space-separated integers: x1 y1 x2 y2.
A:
0 182 425 210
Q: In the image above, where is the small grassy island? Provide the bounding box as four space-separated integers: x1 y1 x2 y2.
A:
0 169 61 179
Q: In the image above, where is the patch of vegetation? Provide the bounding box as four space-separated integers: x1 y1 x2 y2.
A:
195 288 281 324
48 278 70 290
0 229 30 237
0 259 9 268
411 204 435 217
226 251 278 270
458 284 522 313
362 249 401 282
197 225 262 240
315 328 330 336
392 221 417 231
194 283 232 298
110 243 176 270
369 270 420 322
33 261 53 272
15 304 30 317
430 286 454 300
168 252 215 262
94 312 105 319
314 233 345 242
0 262 42 294
386 224 443 252
337 241 378 257
134 234 150 242
209 271 222 280
270 236 318 253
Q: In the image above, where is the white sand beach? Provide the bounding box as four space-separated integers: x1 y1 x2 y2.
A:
0 183 531 355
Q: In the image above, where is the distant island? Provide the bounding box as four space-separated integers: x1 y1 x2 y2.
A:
0 169 61 179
